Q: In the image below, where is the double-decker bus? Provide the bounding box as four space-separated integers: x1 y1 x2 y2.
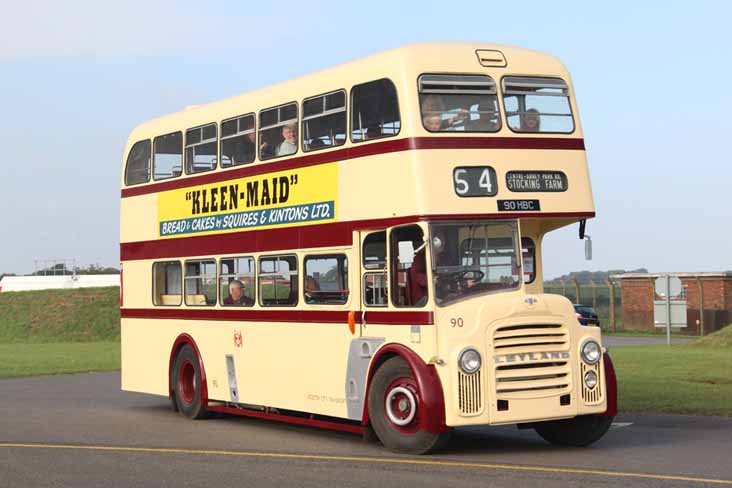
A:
120 42 617 454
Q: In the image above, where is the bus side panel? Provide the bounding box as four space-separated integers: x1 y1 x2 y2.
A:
230 322 354 418
121 317 178 396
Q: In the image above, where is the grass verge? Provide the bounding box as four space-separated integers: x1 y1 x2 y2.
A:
0 287 119 343
612 344 732 417
0 342 120 378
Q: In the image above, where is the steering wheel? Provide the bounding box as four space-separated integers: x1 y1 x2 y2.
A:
436 269 486 297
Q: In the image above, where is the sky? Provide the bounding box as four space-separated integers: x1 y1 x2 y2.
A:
1 0 730 279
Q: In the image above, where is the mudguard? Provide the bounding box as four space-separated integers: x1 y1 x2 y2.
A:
362 343 448 433
603 352 618 417
168 333 209 407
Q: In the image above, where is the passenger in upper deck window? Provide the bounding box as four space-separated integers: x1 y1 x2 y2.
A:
422 114 442 132
519 108 541 132
420 95 468 131
364 124 382 140
468 102 499 132
232 131 257 164
276 124 298 156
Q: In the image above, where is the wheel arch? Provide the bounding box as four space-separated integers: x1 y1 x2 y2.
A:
602 352 618 417
362 343 448 434
168 333 209 409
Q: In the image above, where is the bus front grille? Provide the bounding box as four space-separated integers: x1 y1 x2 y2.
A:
457 370 483 415
492 324 572 399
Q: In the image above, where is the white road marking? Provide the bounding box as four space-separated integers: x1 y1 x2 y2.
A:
611 422 634 429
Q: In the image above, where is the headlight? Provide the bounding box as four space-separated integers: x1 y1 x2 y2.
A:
581 340 602 365
584 370 598 389
458 348 482 374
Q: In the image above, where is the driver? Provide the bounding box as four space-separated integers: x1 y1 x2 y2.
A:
432 232 484 300
408 247 429 307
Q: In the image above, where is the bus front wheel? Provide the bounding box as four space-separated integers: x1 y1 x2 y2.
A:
171 344 209 419
367 357 450 454
533 414 613 447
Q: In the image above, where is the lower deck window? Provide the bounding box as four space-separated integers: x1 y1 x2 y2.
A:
153 261 182 306
259 255 298 306
363 272 388 307
304 254 348 304
185 260 217 306
220 257 255 306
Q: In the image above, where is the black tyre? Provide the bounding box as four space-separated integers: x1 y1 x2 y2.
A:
171 344 209 419
367 357 451 454
534 414 613 447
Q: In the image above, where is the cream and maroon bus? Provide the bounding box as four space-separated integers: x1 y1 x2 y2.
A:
120 42 617 454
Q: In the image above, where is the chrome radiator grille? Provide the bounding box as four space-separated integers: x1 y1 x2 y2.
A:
457 370 483 415
492 324 572 398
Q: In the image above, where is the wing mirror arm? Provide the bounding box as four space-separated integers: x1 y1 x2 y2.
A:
579 220 592 261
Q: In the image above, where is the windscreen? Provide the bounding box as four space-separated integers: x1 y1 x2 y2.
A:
430 221 521 305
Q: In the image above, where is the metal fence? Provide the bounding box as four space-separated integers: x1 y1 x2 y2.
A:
543 280 622 332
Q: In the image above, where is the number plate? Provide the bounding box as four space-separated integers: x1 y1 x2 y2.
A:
497 199 541 211
453 166 498 197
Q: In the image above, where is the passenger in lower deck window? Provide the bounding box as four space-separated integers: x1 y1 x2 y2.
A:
276 123 298 156
224 279 254 306
304 275 321 304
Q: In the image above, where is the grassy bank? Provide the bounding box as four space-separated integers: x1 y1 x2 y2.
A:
0 342 120 378
0 287 119 343
612 327 732 416
0 287 120 377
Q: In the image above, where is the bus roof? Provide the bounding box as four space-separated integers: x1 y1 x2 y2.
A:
126 42 570 144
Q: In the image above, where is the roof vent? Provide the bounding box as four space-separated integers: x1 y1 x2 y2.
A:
475 49 507 68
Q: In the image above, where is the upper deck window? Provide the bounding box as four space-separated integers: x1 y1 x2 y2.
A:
419 74 501 133
185 123 217 174
351 79 400 142
302 90 346 152
259 103 298 161
502 77 574 134
124 140 151 186
221 114 256 167
153 131 183 181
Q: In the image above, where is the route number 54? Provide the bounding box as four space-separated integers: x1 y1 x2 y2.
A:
453 166 498 197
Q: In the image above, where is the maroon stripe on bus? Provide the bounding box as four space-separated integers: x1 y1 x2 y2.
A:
120 212 594 262
121 308 434 325
206 405 364 434
121 136 585 198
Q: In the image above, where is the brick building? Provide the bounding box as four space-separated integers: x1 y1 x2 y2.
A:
611 272 732 335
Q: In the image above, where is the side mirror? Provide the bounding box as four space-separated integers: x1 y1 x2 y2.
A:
584 235 592 261
397 241 416 265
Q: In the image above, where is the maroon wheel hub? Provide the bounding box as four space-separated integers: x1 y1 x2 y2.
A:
384 377 420 434
178 359 196 405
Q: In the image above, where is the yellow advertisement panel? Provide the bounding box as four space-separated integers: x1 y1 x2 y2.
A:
157 163 337 239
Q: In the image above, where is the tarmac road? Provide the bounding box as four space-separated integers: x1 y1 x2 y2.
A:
1 372 730 487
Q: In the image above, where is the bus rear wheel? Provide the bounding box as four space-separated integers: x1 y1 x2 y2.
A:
534 414 613 447
171 344 209 419
367 357 450 454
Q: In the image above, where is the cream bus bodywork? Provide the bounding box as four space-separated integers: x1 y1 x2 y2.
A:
120 43 613 449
